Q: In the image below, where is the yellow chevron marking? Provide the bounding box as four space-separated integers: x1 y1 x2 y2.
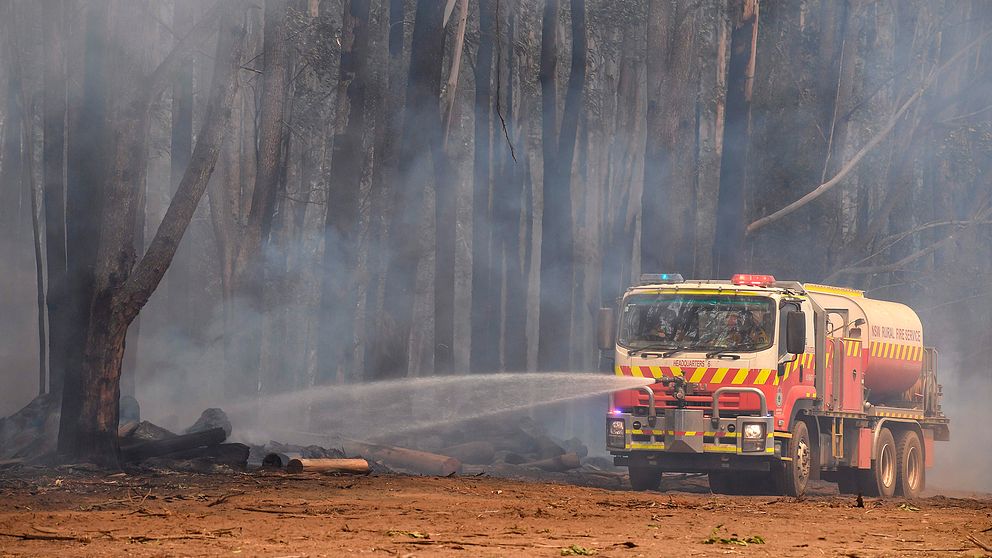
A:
671 367 684 377
702 445 738 453
631 366 644 378
629 443 665 449
648 366 663 379
689 367 707 383
754 369 772 385
712 368 729 383
731 368 750 385
684 431 697 437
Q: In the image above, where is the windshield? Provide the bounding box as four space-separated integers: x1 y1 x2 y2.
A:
618 292 775 353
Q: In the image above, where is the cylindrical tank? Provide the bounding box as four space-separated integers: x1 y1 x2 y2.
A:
805 285 924 401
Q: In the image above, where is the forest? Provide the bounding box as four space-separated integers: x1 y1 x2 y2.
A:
0 0 990 472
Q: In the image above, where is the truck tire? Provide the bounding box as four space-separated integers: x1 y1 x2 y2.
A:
861 427 897 498
772 420 811 497
896 430 925 498
628 466 662 491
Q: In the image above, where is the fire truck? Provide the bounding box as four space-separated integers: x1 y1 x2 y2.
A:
598 273 949 497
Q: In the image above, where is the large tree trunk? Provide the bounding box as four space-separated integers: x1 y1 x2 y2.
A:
373 0 446 379
318 0 372 384
60 0 112 453
57 4 244 466
470 0 496 373
537 0 584 371
494 3 528 371
713 0 758 278
362 0 406 381
536 0 564 371
167 0 195 337
42 0 68 396
641 1 696 274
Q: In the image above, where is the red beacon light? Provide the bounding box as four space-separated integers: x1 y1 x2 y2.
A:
731 273 776 287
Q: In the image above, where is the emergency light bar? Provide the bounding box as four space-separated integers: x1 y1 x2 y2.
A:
639 273 684 285
731 273 776 287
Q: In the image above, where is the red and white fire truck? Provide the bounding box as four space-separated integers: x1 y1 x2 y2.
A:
599 274 949 497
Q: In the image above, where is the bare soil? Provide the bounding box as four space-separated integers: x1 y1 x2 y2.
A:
1 467 990 557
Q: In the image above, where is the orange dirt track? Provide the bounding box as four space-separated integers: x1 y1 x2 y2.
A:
1 469 990 557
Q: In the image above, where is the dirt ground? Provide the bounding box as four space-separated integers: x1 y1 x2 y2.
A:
1 467 990 558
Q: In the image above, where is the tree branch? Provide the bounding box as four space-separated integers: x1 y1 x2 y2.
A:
118 6 245 325
746 28 992 236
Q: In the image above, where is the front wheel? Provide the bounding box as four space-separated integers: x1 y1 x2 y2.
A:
628 465 662 491
772 420 811 497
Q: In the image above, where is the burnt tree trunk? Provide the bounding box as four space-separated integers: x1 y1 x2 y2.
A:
470 0 496 372
363 0 406 380
167 0 195 337
641 1 696 274
374 0 446 379
714 0 758 277
57 5 244 466
42 0 68 396
60 0 112 450
536 0 563 371
318 0 371 384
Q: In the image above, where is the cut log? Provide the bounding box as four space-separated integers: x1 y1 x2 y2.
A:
121 427 227 463
440 441 495 464
344 441 461 476
262 452 300 469
522 452 581 472
286 458 370 474
162 443 250 470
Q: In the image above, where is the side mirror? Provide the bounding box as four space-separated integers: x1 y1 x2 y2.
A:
597 308 616 351
786 311 806 355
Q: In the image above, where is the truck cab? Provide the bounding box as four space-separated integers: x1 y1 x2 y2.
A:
601 274 948 497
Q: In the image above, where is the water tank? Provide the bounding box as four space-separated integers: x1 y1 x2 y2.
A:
805 285 923 401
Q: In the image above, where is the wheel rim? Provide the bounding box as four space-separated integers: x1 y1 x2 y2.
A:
905 445 921 491
879 442 895 488
796 437 810 484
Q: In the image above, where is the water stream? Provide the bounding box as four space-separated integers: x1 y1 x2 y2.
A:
225 372 652 444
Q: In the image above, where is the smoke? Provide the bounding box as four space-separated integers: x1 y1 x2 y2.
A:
927 357 992 494
0 238 41 417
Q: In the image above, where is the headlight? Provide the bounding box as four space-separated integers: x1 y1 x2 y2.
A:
743 423 765 440
609 419 626 436
607 418 626 448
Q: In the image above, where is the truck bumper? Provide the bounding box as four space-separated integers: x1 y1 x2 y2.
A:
606 408 777 468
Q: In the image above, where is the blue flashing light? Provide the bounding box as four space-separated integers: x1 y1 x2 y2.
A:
638 273 684 285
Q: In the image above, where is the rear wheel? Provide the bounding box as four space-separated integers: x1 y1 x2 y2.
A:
628 466 662 491
772 420 811 497
861 427 897 498
896 430 925 498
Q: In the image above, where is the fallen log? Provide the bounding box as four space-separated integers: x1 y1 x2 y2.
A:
440 442 495 465
286 458 370 474
522 452 581 472
121 427 227 463
162 443 250 470
262 452 299 469
344 441 461 476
